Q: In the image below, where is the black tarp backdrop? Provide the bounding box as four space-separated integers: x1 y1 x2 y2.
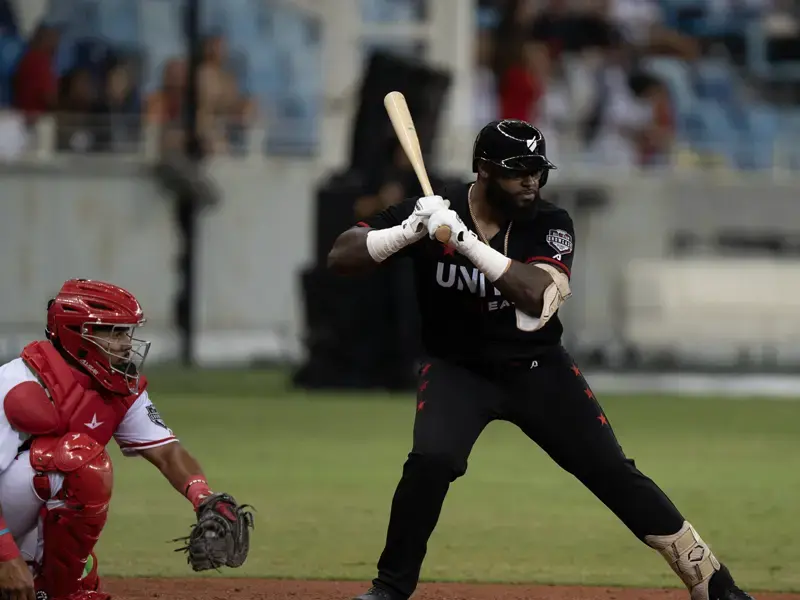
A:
294 51 456 391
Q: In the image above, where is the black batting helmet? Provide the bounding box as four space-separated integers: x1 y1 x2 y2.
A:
472 120 557 186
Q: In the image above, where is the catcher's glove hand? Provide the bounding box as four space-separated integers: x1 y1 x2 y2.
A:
173 492 255 572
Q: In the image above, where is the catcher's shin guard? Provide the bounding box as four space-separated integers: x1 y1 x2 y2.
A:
30 434 113 599
79 552 100 592
645 521 721 600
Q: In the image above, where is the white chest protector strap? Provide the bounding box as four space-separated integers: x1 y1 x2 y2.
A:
515 262 572 332
645 521 721 600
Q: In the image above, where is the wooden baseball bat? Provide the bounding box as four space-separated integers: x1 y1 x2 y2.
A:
383 91 451 244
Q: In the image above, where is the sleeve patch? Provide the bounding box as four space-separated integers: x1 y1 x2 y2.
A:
546 229 573 255
146 405 168 429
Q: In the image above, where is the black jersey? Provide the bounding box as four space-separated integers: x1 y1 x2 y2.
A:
357 183 575 363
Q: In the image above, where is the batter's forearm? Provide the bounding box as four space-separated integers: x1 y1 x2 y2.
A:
327 227 380 276
492 260 552 316
458 241 550 316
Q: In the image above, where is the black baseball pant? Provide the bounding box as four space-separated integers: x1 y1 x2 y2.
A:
372 347 685 599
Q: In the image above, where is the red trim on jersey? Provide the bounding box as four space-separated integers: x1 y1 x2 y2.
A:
118 436 177 449
356 221 370 228
525 256 570 277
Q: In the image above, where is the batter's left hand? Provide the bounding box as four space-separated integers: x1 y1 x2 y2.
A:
427 209 479 252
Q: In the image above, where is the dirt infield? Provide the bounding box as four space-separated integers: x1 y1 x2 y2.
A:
104 578 800 600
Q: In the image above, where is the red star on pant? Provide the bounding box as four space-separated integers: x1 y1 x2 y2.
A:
417 400 426 412
570 364 581 376
420 363 431 377
418 380 429 393
583 388 594 399
442 245 456 256
597 414 608 426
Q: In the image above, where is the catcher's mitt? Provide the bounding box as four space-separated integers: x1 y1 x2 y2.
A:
173 492 255 572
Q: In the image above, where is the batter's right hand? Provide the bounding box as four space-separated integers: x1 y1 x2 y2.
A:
401 195 450 242
0 556 35 600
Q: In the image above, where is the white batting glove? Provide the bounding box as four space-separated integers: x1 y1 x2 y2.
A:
428 209 511 281
427 209 479 252
400 195 450 243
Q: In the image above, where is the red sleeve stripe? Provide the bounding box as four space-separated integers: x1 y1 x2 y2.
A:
118 436 177 449
356 221 370 228
525 256 570 277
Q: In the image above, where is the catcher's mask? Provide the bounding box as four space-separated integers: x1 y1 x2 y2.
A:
46 279 150 395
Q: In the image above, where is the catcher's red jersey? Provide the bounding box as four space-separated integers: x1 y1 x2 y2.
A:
0 355 177 473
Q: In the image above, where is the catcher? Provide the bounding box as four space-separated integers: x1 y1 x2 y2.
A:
0 279 254 600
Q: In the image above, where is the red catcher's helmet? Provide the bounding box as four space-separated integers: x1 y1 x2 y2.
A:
45 279 151 395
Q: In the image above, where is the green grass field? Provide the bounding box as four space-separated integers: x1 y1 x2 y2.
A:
97 369 800 592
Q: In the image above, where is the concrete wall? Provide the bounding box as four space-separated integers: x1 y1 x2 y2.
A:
1 160 797 365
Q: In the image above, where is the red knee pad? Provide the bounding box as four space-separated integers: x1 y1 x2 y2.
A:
30 434 113 598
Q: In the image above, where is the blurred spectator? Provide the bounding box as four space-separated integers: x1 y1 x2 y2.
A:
632 72 675 166
97 56 141 152
12 23 59 120
146 34 255 156
497 39 547 121
197 33 256 153
529 0 616 57
55 67 100 152
56 56 141 154
145 57 188 154
492 0 549 122
492 0 539 80
605 0 700 60
583 33 674 170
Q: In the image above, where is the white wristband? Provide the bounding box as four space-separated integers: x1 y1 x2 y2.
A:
462 241 512 282
366 226 411 263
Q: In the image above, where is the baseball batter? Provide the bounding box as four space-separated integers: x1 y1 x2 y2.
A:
0 279 253 600
328 120 756 600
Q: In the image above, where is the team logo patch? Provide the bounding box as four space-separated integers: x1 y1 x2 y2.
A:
546 229 573 255
146 405 167 429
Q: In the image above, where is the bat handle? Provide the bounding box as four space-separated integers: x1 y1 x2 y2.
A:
435 225 451 244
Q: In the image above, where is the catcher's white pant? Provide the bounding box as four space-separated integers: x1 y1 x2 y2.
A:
0 451 64 566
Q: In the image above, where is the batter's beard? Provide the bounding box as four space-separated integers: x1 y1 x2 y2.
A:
485 177 538 221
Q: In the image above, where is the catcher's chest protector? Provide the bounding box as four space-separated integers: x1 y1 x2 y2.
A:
14 341 139 445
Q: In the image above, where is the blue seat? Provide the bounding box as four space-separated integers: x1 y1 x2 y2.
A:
694 58 736 104
739 104 779 170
